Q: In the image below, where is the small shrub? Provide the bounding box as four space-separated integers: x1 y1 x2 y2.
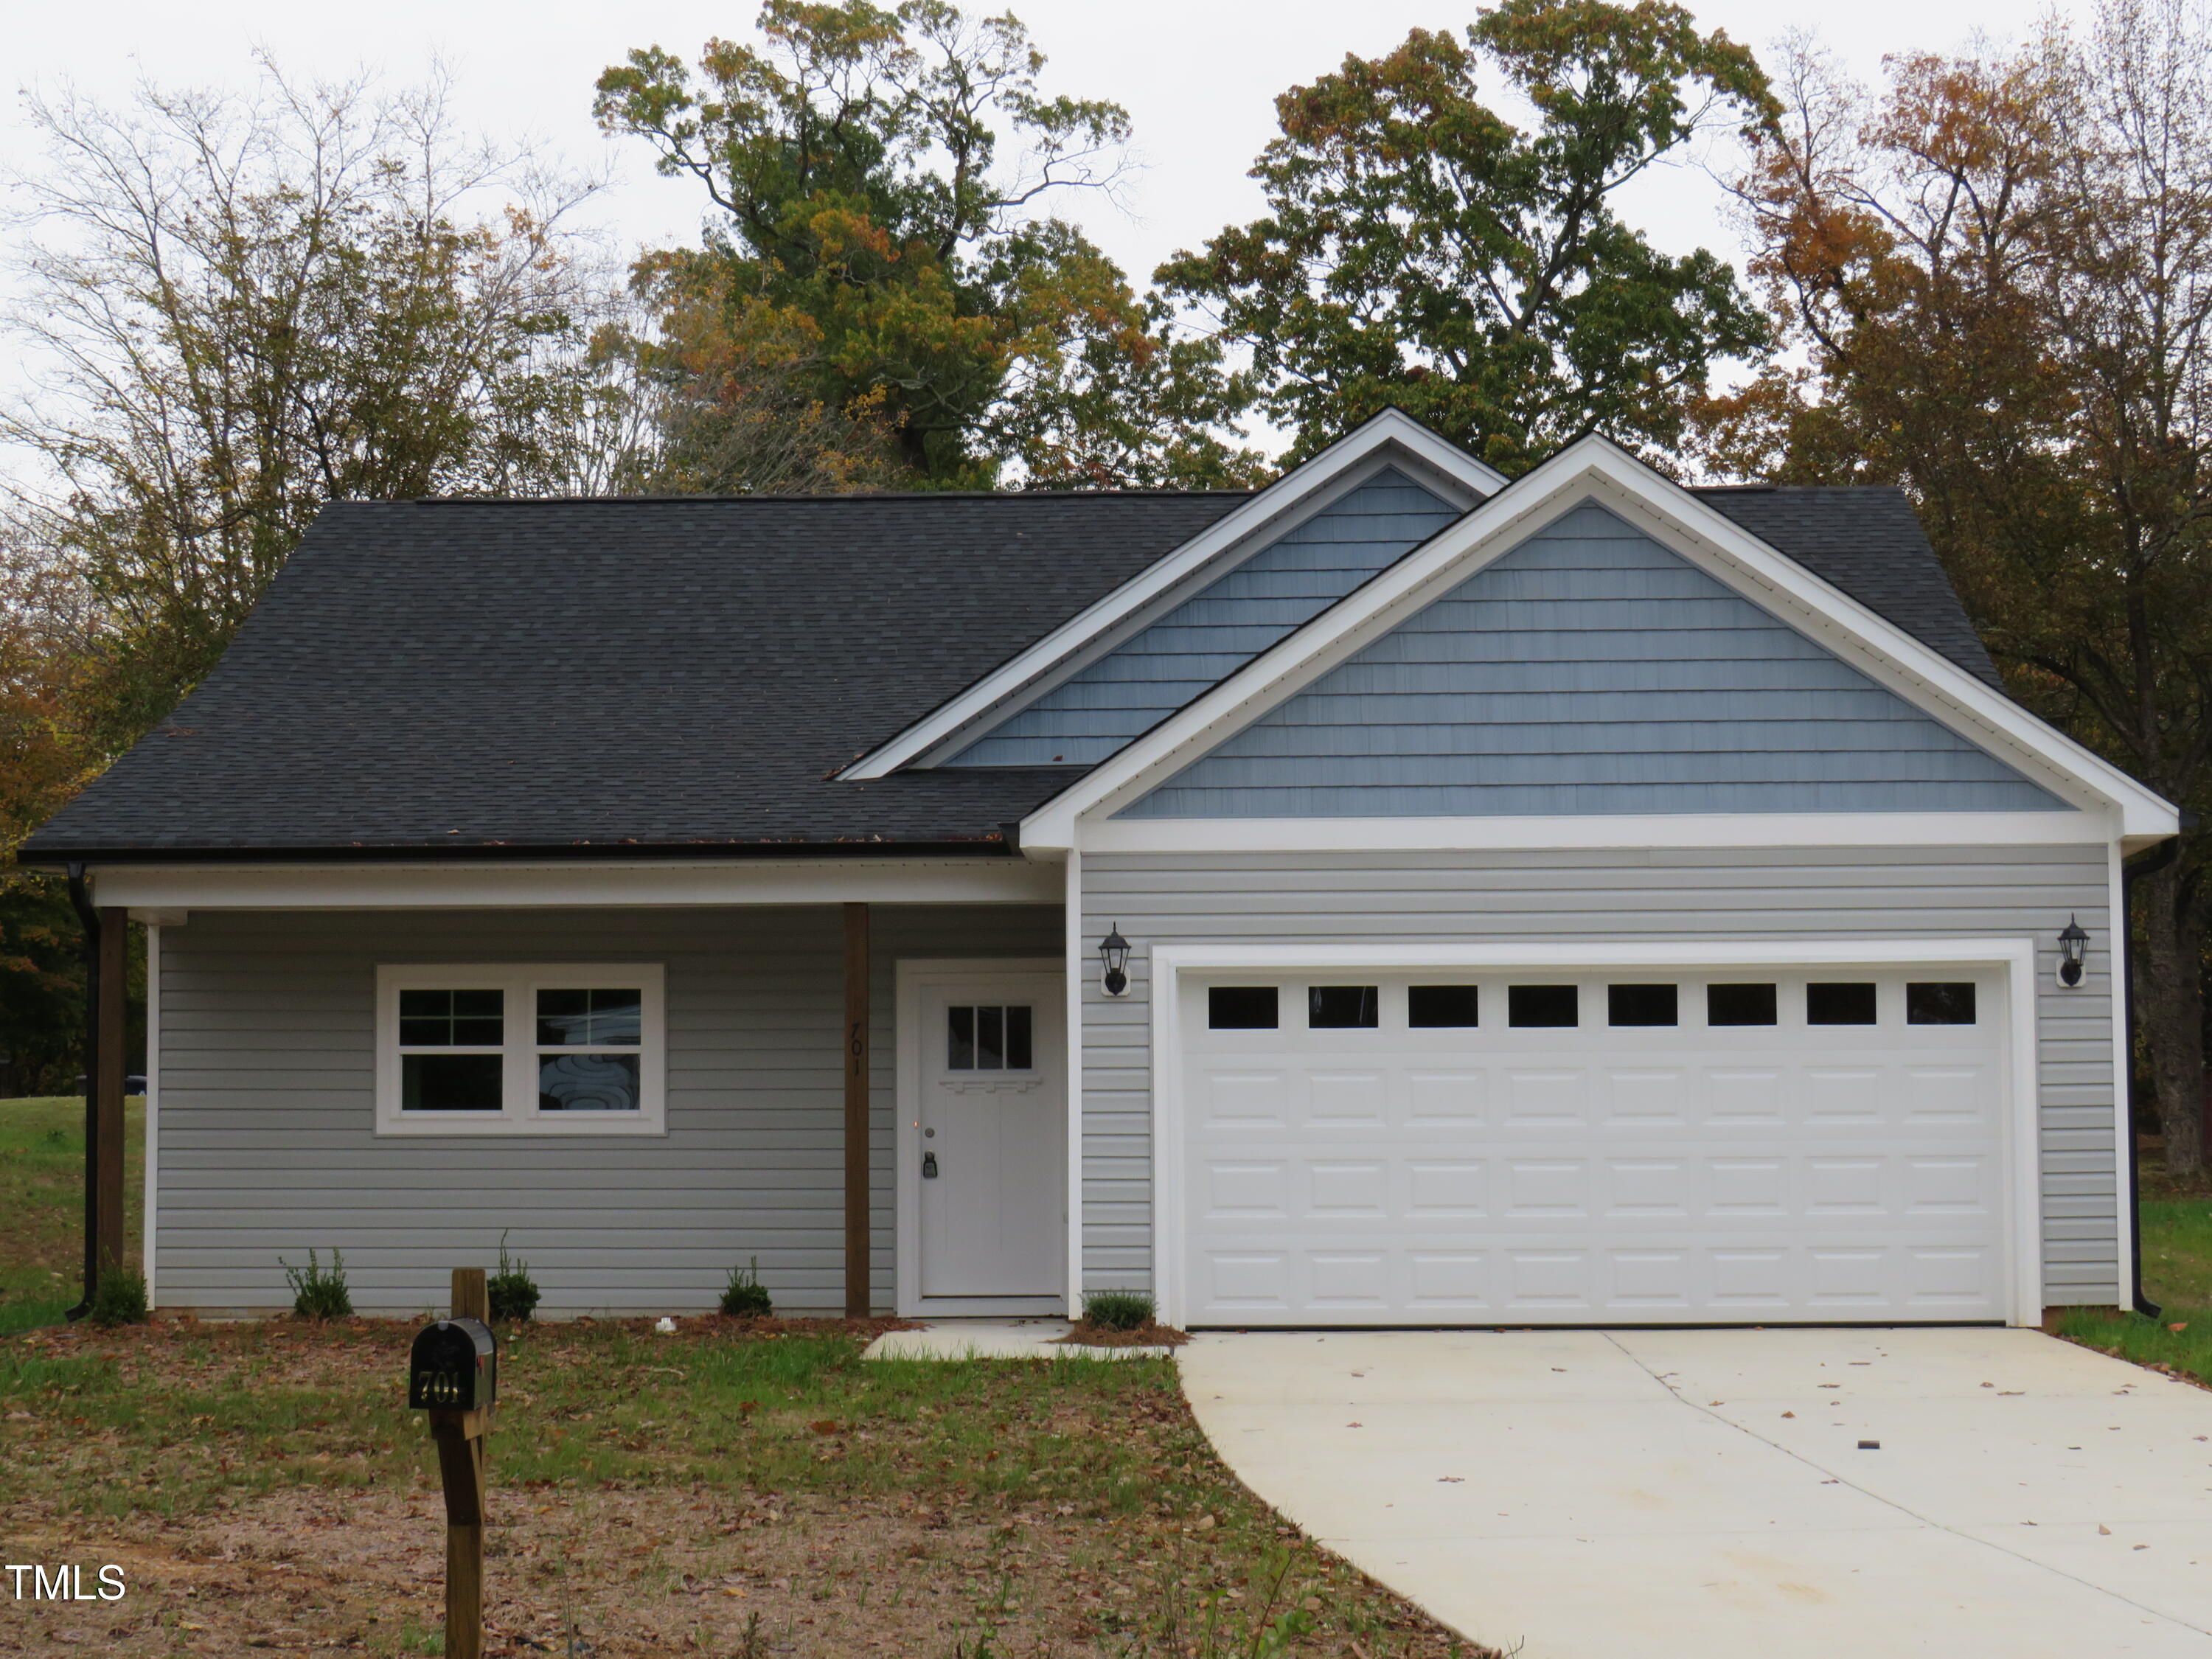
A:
487 1230 540 1324
720 1257 773 1318
88 1264 148 1327
280 1248 352 1321
1080 1289 1155 1332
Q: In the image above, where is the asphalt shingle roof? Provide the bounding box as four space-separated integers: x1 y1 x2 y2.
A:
22 477 2003 860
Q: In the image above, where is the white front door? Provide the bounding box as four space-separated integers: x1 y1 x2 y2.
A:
899 964 1066 1312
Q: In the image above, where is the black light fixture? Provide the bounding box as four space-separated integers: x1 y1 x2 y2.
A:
2057 915 2090 988
1099 924 1131 997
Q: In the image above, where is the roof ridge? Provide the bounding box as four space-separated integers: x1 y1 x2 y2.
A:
383 488 1262 507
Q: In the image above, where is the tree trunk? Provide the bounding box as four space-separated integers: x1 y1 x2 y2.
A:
2139 860 2208 1178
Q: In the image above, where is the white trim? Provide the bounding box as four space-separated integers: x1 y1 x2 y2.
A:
373 963 667 1137
1079 810 2113 855
93 858 1060 913
1022 438 2179 849
2107 843 2135 1311
894 958 1070 1318
1144 938 2044 1330
1065 852 1085 1314
143 922 159 1307
844 410 1506 779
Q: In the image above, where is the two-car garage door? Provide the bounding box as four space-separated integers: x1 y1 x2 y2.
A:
1178 966 2013 1325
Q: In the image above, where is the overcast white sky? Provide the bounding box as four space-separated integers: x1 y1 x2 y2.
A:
1 0 2080 475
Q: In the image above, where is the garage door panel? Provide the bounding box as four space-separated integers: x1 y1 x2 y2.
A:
1180 967 2011 1324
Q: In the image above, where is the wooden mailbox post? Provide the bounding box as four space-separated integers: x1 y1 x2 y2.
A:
409 1267 496 1659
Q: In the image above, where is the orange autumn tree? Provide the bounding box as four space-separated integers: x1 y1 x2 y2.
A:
1700 2 2212 1172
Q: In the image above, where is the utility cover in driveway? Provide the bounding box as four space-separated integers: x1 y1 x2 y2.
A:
1180 967 2008 1324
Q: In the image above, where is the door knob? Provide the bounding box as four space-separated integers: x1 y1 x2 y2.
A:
922 1151 939 1179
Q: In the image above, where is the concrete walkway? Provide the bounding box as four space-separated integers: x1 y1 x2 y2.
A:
863 1319 1172 1360
1181 1327 2212 1658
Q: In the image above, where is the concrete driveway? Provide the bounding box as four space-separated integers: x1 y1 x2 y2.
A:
1181 1327 2212 1658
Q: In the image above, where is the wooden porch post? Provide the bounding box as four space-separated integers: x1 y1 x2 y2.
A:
842 903 871 1318
95 908 127 1279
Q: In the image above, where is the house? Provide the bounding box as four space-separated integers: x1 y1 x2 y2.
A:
23 411 2178 1326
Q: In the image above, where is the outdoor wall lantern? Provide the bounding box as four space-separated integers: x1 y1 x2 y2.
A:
2057 915 2090 989
1099 925 1131 997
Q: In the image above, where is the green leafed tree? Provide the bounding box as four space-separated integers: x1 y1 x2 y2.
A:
1 62 637 757
1157 0 1777 475
594 0 1262 489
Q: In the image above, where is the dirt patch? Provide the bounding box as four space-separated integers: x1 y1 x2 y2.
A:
1 1484 1476 1656
1054 1321 1192 1349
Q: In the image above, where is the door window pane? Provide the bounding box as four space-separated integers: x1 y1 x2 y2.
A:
1208 987 1278 1029
398 988 503 1048
536 988 642 1046
1707 984 1778 1026
402 1052 504 1111
1509 984 1579 1028
1307 985 1379 1029
1408 985 1479 1027
1907 982 1977 1025
538 1052 641 1111
947 1006 1035 1070
1607 984 1678 1026
1807 982 1878 1025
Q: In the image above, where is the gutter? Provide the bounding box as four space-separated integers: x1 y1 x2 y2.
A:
15 837 1025 869
2121 835 2184 1321
62 863 100 1324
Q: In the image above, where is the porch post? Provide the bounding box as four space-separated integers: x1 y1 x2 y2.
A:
96 907 127 1280
842 902 871 1318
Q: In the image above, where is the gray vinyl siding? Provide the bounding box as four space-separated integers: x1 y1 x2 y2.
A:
1122 501 2070 818
946 470 1460 768
1078 846 2119 1307
153 903 1059 1315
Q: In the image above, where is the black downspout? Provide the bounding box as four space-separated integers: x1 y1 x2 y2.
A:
63 861 99 1324
2122 839 2181 1321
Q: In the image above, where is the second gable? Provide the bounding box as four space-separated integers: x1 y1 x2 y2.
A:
1117 501 2071 820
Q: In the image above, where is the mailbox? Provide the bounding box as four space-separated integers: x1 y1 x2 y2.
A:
408 1317 498 1411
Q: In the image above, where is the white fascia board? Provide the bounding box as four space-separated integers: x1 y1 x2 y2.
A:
1022 437 2179 849
1079 810 2116 855
91 857 1063 912
839 409 1506 780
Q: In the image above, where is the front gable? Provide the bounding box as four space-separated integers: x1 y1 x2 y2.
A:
1119 501 2070 819
944 468 1461 768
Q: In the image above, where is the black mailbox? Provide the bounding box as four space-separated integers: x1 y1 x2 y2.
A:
408 1317 497 1411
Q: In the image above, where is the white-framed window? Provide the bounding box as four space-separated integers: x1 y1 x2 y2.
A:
374 964 667 1136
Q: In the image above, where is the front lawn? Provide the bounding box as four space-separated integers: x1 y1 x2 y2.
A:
0 1086 1484 1658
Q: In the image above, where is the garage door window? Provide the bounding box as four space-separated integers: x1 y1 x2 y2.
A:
1408 985 1479 1027
1307 985 1379 1028
1707 983 1778 1026
1607 984 1677 1026
1208 986 1279 1029
1907 982 1978 1024
1807 981 1878 1025
1509 984 1579 1027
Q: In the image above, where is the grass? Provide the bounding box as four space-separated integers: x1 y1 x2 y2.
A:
0 1093 143 1335
0 1318 1483 1655
2056 1144 2212 1382
0 1091 1481 1655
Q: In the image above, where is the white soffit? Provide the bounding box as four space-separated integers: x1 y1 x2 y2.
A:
1020 437 2179 849
838 409 1508 780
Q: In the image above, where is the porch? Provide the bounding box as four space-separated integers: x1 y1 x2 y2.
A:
107 857 1075 1318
